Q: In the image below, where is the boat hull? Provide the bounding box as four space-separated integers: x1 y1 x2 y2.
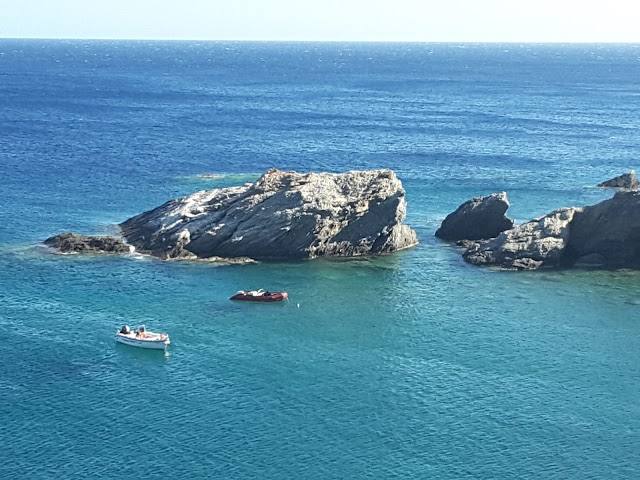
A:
230 292 288 302
115 333 170 350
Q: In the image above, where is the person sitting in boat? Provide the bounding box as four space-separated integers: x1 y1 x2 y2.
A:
120 325 131 335
135 325 147 339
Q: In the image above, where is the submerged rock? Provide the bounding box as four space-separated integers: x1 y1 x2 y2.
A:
435 192 514 241
597 171 638 189
196 173 223 179
44 232 132 254
119 168 418 260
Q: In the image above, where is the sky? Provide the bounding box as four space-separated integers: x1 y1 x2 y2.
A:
1 0 639 43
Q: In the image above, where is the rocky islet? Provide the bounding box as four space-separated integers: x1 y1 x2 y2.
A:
46 169 419 261
441 171 640 270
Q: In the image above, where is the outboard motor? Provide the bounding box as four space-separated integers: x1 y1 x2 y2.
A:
120 325 131 334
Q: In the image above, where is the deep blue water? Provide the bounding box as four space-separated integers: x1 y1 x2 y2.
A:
1 39 640 478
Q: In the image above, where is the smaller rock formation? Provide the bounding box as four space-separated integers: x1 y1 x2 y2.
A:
435 192 514 241
461 190 640 270
597 171 638 189
463 208 578 270
44 232 132 254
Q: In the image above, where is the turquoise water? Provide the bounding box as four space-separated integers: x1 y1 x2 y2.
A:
1 40 640 478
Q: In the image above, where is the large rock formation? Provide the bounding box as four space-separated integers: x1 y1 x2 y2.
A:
44 232 132 254
435 192 514 241
119 169 418 260
597 171 638 189
462 191 640 270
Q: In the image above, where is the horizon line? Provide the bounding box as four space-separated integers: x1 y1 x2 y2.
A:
2 36 640 45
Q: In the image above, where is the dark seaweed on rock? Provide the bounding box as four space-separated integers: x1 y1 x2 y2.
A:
44 232 131 254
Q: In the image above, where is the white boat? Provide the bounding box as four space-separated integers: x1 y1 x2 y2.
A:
115 325 170 350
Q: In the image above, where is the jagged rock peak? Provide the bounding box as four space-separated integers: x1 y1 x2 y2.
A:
597 170 638 189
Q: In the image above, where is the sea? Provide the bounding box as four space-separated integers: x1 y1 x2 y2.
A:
1 40 639 479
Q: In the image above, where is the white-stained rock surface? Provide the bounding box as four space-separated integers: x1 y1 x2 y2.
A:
463 208 580 270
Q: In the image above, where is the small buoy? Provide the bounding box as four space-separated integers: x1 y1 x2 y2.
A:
296 303 300 308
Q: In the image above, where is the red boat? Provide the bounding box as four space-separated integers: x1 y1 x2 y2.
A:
230 289 288 302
